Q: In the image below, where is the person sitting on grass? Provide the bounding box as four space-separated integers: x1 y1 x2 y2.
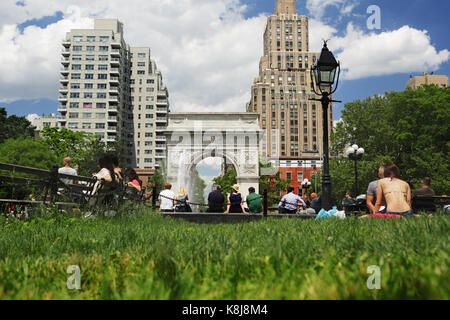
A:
246 187 262 214
366 164 387 214
225 184 246 214
278 187 305 214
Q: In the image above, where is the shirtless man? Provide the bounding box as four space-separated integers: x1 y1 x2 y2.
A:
374 163 413 217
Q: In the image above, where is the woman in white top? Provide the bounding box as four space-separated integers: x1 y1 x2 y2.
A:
91 155 117 194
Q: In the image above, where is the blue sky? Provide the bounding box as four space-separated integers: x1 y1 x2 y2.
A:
1 0 449 122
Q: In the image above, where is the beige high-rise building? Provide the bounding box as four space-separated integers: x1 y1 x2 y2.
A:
406 72 449 89
58 19 169 170
247 0 333 160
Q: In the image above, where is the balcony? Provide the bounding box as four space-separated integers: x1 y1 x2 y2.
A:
157 90 167 97
106 137 116 143
109 88 119 95
61 49 70 56
108 116 118 122
156 107 167 114
111 41 121 48
59 86 68 94
62 39 71 47
110 49 120 57
110 67 120 75
155 152 166 159
155 144 165 150
107 105 118 113
156 99 168 105
58 95 68 103
108 96 119 104
156 117 167 123
109 76 119 84
57 105 67 112
155 136 166 142
57 118 66 123
107 126 118 133
110 58 120 66
60 67 69 75
61 57 70 65
155 127 166 132
60 76 69 84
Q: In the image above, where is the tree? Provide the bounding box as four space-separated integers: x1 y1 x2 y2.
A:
0 108 36 144
40 127 126 176
0 137 58 199
330 85 450 198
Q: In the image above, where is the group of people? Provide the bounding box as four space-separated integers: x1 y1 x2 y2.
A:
57 155 143 195
362 162 435 217
158 183 263 214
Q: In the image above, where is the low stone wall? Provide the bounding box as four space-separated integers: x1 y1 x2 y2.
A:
162 212 316 224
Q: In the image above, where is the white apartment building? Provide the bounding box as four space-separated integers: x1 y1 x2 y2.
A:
58 19 169 170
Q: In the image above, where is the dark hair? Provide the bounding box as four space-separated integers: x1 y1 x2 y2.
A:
104 154 119 167
124 168 142 187
422 177 431 186
287 186 294 193
383 163 401 178
98 155 116 183
249 187 255 193
165 183 172 190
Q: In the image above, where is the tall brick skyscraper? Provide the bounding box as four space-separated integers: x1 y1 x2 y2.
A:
247 0 333 195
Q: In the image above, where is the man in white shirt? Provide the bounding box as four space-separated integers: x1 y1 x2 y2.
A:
278 187 306 214
158 183 175 212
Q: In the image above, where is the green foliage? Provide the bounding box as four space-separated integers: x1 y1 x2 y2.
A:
213 166 237 195
0 211 449 299
0 137 58 169
0 138 58 199
331 85 450 199
40 127 125 176
0 108 36 144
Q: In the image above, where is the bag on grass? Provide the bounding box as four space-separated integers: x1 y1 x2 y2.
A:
315 206 338 220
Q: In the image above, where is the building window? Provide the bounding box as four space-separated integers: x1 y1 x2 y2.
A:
99 46 109 51
69 102 79 108
73 36 83 42
84 93 93 98
87 36 95 42
138 53 146 58
99 36 109 42
99 55 108 61
86 46 95 52
70 93 80 98
97 93 107 99
96 103 106 109
72 64 81 70
70 83 80 89
82 113 91 119
85 64 94 70
72 55 82 61
85 74 94 79
69 113 79 119
82 123 91 129
83 102 93 108
98 64 108 70
96 113 105 119
137 70 145 75
73 46 82 51
95 123 105 129
98 74 107 79
68 123 78 129
97 84 107 89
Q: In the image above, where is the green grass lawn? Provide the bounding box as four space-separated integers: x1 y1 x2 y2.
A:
0 207 449 299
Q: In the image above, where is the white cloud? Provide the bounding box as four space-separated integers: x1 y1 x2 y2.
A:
0 0 448 112
0 0 266 113
331 24 450 80
306 0 358 20
26 113 40 122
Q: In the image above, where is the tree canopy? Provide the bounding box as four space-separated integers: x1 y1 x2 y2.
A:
0 108 36 144
330 84 450 199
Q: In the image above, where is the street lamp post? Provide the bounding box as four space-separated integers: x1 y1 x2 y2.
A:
345 144 365 198
301 178 312 198
310 41 341 210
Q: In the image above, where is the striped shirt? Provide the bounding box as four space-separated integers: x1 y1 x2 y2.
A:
278 192 306 211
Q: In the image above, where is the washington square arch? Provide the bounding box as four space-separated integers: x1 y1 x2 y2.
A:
164 113 262 201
